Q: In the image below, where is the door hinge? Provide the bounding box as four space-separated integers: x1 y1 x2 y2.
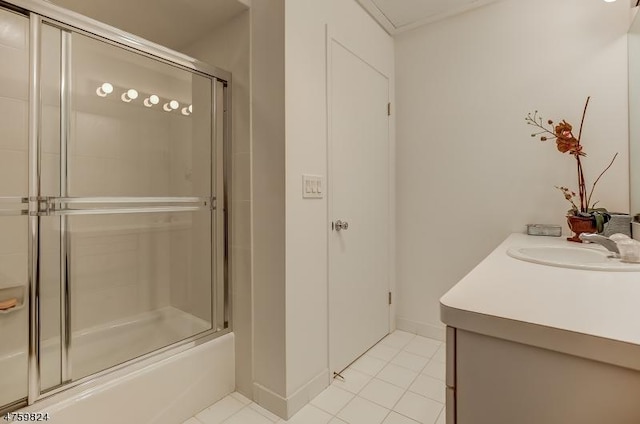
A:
388 292 392 305
387 102 391 116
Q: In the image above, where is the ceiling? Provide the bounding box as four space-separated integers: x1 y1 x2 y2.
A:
47 0 249 51
44 0 501 46
356 0 501 34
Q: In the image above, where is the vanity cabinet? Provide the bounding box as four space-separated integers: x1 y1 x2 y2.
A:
446 327 640 424
441 234 640 424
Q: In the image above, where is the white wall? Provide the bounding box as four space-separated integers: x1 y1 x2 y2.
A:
248 0 395 418
284 0 395 401
250 0 288 410
395 0 630 339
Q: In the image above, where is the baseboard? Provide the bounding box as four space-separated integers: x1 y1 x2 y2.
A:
396 317 446 341
253 369 329 419
252 383 288 418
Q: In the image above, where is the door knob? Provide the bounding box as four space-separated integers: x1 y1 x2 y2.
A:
334 220 349 231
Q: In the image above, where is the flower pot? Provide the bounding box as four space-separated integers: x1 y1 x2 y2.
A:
567 215 597 243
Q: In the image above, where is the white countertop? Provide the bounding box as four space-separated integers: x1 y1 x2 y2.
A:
440 233 640 370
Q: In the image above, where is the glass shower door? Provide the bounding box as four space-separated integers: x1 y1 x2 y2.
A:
56 30 217 381
0 6 228 410
0 6 29 411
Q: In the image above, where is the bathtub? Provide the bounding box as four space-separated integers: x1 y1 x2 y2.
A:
16 309 234 424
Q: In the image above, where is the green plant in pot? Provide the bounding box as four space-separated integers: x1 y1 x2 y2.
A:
526 97 618 242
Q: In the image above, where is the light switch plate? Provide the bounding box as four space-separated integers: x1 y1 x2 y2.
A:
302 174 324 199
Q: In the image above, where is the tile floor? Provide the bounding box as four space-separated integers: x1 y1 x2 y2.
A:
185 331 447 424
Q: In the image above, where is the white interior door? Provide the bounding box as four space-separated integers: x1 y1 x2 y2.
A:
329 39 390 374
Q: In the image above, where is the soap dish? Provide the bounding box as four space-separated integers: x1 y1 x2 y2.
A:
0 285 26 314
527 224 562 237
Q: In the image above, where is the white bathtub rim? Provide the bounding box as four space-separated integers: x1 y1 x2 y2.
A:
24 331 233 413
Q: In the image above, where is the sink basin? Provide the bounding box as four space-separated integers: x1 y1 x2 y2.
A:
507 246 640 271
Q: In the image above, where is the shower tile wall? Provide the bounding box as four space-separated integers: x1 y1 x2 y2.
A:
0 8 29 406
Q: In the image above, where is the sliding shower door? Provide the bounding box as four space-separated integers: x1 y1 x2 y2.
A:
39 28 225 383
0 4 229 413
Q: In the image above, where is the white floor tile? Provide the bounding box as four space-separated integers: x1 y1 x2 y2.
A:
332 368 373 394
230 392 253 405
283 404 333 424
224 407 275 424
403 337 441 359
189 331 450 424
195 395 245 424
382 412 421 424
359 378 405 409
393 392 443 424
311 384 355 415
337 396 390 424
377 363 419 389
421 360 446 382
391 351 429 373
409 375 446 403
432 345 446 364
250 403 282 422
351 355 387 376
367 344 401 362
381 331 415 349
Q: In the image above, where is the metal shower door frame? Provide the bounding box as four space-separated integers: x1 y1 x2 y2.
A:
0 0 232 408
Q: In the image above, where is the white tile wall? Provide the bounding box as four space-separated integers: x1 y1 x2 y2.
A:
0 7 30 408
186 331 447 424
0 96 27 150
0 150 27 195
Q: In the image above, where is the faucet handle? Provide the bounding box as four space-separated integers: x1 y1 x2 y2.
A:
578 233 600 242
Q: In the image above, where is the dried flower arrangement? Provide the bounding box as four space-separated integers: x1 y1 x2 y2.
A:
525 97 618 234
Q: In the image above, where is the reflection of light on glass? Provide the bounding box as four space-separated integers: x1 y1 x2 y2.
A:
164 100 180 112
98 83 189 114
121 88 139 102
96 82 113 97
144 94 160 107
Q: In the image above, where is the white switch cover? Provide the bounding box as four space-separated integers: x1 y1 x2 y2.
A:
302 175 324 199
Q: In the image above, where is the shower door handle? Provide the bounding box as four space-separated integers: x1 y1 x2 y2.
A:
0 197 29 216
30 196 211 216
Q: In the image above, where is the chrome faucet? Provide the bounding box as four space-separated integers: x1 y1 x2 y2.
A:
579 233 620 255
